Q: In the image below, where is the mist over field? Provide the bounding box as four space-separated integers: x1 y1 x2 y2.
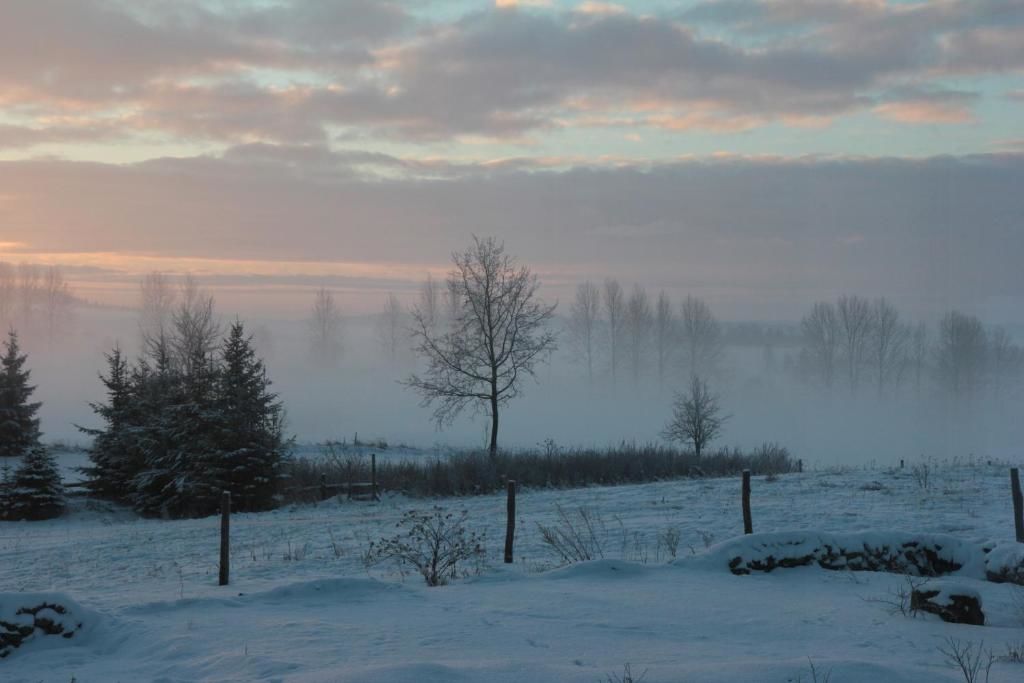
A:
12 287 1022 468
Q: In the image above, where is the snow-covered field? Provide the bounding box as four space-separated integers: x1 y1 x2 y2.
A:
3 456 1024 682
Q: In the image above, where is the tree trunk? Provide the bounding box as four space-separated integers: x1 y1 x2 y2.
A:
489 395 499 459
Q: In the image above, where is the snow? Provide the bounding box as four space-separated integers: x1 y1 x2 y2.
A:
2 458 1023 681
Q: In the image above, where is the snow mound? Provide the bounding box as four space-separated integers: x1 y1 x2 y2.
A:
695 530 1024 583
0 592 99 659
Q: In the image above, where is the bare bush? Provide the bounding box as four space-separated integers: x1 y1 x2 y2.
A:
604 663 647 683
938 638 994 683
797 657 832 683
657 526 680 560
365 507 486 586
537 505 606 564
911 459 932 492
864 575 930 617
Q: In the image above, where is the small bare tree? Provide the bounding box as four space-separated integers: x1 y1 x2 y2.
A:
679 295 723 379
567 281 601 383
308 287 343 367
376 292 405 364
603 278 625 387
405 236 557 458
662 375 728 458
625 284 652 384
801 301 839 388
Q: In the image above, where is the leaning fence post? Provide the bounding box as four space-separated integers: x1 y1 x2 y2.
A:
1011 468 1024 543
504 480 516 564
219 491 231 586
742 470 753 535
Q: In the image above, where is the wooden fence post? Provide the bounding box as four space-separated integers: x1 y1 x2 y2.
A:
797 459 803 473
742 470 753 535
219 491 231 586
371 453 379 501
1011 468 1024 543
504 480 516 564
320 473 328 501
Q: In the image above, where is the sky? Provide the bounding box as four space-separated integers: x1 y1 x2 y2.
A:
1 0 1022 321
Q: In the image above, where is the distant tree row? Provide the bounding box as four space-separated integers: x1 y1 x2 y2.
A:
565 280 724 389
0 262 75 341
797 296 1023 399
84 282 287 517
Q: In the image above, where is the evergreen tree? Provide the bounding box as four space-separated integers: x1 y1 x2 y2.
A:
210 321 287 511
82 319 289 518
80 345 140 500
131 333 193 517
0 330 42 459
0 460 13 519
4 445 64 520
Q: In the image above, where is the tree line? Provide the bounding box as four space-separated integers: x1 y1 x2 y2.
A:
0 262 75 341
797 296 1023 399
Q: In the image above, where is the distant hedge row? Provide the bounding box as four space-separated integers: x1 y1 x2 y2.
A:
281 442 796 502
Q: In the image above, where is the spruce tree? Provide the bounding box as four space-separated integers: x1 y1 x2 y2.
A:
5 445 64 520
131 333 189 517
79 345 140 500
0 330 42 459
211 321 287 511
0 460 13 520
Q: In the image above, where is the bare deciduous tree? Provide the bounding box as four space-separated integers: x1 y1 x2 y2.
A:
41 266 73 340
140 272 177 342
625 284 652 384
0 262 15 326
654 290 675 390
679 295 723 379
868 297 908 396
567 281 601 383
909 322 929 395
603 279 624 386
418 274 444 334
934 310 987 397
987 326 1024 399
662 375 728 458
171 275 220 377
376 292 405 364
801 301 839 388
405 236 557 458
308 287 343 367
837 294 872 392
16 263 40 325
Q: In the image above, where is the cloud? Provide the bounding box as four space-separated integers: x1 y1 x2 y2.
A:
0 0 1018 146
1 149 1022 319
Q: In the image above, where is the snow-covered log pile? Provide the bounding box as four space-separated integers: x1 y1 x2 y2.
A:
705 531 1024 585
0 593 88 658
